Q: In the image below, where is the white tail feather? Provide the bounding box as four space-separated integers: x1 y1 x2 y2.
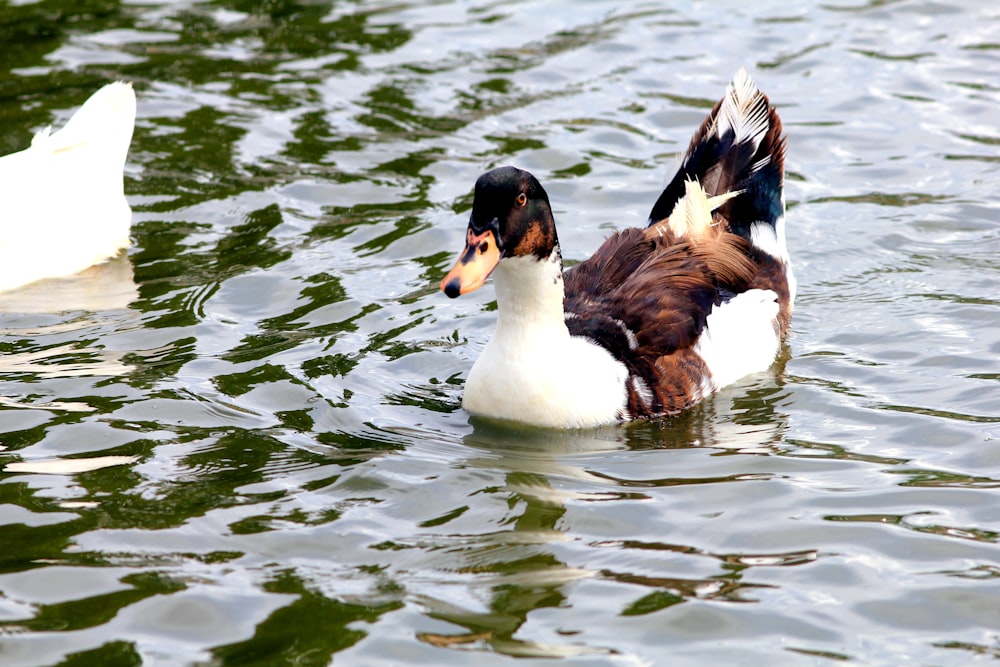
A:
713 68 770 153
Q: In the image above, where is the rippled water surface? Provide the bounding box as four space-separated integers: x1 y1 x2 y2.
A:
1 1 999 665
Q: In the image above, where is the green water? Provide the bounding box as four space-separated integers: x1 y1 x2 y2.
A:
0 1 999 665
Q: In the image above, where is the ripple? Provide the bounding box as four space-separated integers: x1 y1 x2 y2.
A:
4 456 139 475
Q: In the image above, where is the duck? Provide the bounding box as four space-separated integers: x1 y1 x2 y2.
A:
440 69 794 429
0 81 136 293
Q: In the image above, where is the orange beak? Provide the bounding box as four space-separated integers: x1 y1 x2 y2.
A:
440 227 502 298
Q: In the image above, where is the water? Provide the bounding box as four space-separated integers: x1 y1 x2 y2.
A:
0 1 998 665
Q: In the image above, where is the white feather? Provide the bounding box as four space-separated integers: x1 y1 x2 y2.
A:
0 82 136 292
462 254 628 429
694 288 781 391
661 179 741 239
713 68 770 153
749 216 796 308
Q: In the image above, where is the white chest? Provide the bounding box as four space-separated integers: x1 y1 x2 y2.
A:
463 329 628 429
460 256 628 429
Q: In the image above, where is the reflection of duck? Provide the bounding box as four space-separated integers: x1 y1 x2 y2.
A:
441 70 793 428
0 82 135 292
0 252 137 313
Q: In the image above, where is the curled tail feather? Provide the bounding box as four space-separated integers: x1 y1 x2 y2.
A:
647 179 741 241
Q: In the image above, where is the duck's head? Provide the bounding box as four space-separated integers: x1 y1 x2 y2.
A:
441 166 557 298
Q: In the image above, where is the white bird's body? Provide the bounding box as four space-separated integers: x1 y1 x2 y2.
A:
462 254 630 429
0 82 136 292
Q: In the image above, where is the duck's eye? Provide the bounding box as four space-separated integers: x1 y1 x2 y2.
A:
515 192 527 207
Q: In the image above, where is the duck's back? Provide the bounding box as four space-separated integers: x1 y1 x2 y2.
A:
564 69 792 418
0 82 135 292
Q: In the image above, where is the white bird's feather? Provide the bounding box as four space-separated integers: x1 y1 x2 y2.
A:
0 82 136 292
462 254 628 429
713 67 771 153
659 179 741 239
694 288 781 391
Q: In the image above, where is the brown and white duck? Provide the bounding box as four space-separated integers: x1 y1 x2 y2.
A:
440 69 794 428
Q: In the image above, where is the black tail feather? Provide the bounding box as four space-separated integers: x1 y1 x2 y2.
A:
647 70 786 241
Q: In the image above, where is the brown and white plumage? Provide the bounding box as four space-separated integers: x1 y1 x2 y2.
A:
441 69 793 428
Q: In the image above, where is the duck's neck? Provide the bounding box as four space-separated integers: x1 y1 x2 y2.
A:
491 248 567 338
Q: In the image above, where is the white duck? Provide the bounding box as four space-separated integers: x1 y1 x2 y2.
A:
0 82 136 293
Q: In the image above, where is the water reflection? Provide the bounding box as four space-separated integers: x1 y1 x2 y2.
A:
410 390 795 659
4 455 139 475
421 423 595 658
0 255 138 384
0 343 131 380
0 254 137 315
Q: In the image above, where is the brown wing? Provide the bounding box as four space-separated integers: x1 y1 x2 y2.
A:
564 226 759 417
